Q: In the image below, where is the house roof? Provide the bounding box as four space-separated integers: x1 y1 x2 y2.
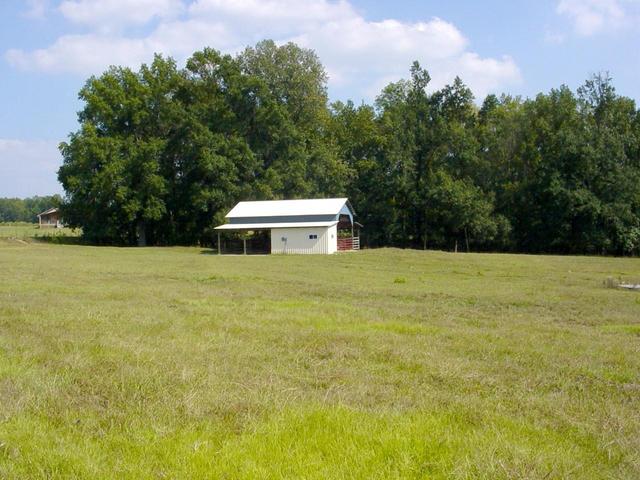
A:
214 221 338 230
37 207 59 217
225 198 351 218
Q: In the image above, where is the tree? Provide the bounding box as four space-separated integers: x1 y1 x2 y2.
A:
239 40 350 198
328 100 383 245
59 57 179 245
426 170 504 251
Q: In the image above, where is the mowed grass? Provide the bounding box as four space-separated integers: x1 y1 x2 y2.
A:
1 242 639 479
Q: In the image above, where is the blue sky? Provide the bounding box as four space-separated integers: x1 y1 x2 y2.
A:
1 0 640 198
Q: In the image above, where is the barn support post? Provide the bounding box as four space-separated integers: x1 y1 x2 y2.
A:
243 237 247 255
217 232 221 255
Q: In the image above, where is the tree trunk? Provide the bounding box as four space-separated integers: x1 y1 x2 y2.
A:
137 220 147 247
454 239 458 253
464 227 470 253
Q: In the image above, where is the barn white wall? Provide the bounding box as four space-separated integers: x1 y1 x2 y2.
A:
327 224 337 254
270 226 337 254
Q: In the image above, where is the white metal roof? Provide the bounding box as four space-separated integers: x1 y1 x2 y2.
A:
215 221 338 230
225 198 349 218
37 207 59 217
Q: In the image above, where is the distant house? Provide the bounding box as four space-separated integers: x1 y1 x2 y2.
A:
37 208 63 228
215 198 361 254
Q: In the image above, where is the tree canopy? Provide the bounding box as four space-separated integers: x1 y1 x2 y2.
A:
58 42 640 254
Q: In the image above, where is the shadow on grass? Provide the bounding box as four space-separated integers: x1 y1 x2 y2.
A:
199 249 270 256
33 235 87 245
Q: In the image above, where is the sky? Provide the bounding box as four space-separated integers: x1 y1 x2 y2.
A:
1 0 640 198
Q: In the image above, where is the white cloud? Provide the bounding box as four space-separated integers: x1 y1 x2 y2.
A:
7 34 151 73
23 0 51 19
59 0 184 29
556 0 635 36
190 0 356 27
0 139 62 197
6 20 232 74
7 0 522 100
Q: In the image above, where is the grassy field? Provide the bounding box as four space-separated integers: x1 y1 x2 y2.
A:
1 241 639 479
0 222 78 240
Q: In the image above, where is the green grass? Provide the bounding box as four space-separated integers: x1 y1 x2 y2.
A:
1 243 639 478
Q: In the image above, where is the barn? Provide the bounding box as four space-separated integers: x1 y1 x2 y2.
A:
214 198 361 254
37 208 63 228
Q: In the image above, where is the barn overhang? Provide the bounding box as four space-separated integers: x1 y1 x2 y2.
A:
228 214 337 224
214 221 338 230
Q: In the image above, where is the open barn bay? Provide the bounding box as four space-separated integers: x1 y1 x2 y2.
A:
1 242 639 479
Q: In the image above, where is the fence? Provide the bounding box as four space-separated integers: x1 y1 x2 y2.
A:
337 236 360 251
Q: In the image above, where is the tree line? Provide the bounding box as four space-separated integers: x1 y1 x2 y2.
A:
0 195 61 223
58 40 640 254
